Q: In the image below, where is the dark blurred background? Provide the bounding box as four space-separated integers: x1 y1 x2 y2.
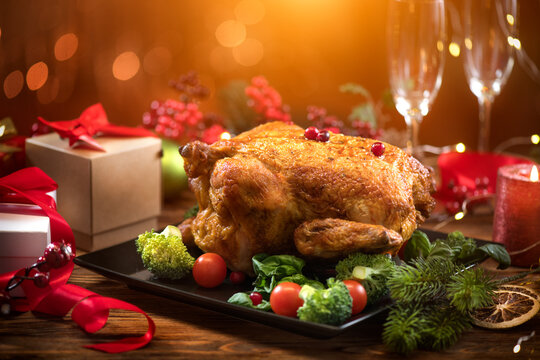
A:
1 0 539 150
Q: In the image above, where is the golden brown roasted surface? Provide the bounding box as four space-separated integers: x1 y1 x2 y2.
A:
180 122 435 273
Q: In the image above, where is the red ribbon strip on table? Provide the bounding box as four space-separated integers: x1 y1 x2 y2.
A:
38 103 156 152
0 167 155 353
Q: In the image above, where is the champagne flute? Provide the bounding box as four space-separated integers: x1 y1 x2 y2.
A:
387 0 446 159
462 0 516 152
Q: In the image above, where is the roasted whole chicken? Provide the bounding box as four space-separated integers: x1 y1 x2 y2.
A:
180 122 435 274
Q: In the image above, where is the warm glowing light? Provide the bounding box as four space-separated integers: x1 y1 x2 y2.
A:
531 134 540 145
112 51 140 81
26 62 48 91
513 344 520 353
507 14 515 26
530 166 539 182
215 20 246 47
143 46 172 75
235 0 265 25
448 42 460 57
220 132 232 140
454 212 465 221
512 38 521 50
232 38 264 66
0 125 5 137
456 143 466 153
54 33 78 61
3 70 24 99
464 38 472 50
436 41 443 52
209 46 236 73
507 36 514 46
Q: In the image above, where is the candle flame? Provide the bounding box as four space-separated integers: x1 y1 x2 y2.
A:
531 166 539 182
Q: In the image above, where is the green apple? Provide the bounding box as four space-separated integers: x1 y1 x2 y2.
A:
161 139 188 200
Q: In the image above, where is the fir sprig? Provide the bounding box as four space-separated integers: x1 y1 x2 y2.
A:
447 267 496 314
383 303 426 355
421 305 472 351
387 257 460 303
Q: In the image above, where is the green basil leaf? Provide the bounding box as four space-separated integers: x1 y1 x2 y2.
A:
478 244 511 270
404 230 433 262
227 292 271 311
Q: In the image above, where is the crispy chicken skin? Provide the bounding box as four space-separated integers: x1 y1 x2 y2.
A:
180 122 435 273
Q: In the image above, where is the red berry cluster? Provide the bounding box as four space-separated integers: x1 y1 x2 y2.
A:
245 76 292 124
306 106 342 134
351 120 382 139
30 122 51 137
304 126 330 142
168 70 210 103
142 71 227 144
445 177 491 215
2 240 74 315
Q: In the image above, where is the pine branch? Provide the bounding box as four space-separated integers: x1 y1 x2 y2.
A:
420 306 472 351
447 267 496 313
383 302 426 354
388 257 460 303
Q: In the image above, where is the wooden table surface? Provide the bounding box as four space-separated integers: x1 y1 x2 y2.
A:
1 191 539 360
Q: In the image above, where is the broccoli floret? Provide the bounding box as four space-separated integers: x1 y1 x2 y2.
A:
335 252 396 305
297 278 352 325
136 225 195 280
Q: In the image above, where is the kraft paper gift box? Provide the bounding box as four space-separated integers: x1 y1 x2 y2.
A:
25 133 162 251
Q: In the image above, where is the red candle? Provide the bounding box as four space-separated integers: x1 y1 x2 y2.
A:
493 164 540 267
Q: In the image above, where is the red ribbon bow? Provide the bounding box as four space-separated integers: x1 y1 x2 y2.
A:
0 167 154 353
38 103 156 152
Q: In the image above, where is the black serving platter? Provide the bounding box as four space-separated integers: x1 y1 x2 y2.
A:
73 228 487 338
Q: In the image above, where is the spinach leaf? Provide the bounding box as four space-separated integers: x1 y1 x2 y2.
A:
404 230 433 262
227 292 271 311
252 254 306 294
280 274 324 290
478 244 511 270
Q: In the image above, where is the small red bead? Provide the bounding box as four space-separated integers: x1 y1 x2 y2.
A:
316 130 330 142
229 271 246 285
250 292 263 306
371 142 385 156
33 272 49 288
304 126 319 140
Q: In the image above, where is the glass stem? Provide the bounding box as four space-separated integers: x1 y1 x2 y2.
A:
478 96 493 152
405 112 423 159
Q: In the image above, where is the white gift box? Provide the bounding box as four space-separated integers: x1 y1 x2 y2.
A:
0 206 51 274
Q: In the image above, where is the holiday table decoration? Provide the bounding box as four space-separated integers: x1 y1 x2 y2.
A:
0 117 26 177
26 104 162 251
493 164 540 267
0 167 154 353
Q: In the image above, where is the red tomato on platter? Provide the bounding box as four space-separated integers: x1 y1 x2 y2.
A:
192 253 227 288
270 282 303 317
343 279 368 315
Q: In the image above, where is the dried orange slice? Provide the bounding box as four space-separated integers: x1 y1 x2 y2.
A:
471 289 540 329
498 285 540 301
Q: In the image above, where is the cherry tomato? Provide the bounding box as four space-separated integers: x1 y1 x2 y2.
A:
270 282 303 317
229 271 246 285
343 279 367 315
192 253 227 288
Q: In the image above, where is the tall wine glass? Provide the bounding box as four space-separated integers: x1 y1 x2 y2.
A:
387 0 446 158
462 0 516 152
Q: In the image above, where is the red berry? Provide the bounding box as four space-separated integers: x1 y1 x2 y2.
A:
452 185 468 201
445 201 462 215
33 272 49 288
37 256 51 272
44 242 67 269
250 292 263 306
304 126 319 140
371 142 385 156
475 176 490 189
316 129 330 142
229 271 246 285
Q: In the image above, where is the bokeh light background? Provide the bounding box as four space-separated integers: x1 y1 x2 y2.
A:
1 0 539 150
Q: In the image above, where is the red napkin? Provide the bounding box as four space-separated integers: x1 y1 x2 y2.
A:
0 167 154 353
38 103 156 152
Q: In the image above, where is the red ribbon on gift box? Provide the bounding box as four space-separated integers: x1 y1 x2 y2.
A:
0 167 155 353
38 103 157 152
